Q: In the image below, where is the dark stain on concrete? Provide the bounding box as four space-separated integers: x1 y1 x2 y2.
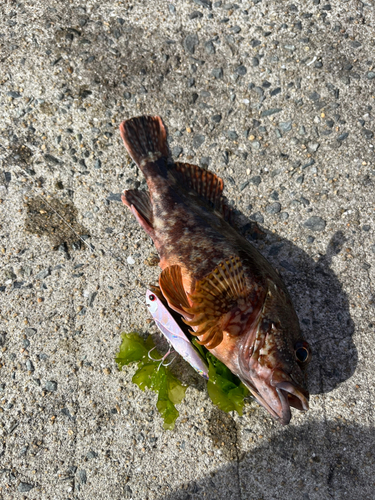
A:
24 196 89 251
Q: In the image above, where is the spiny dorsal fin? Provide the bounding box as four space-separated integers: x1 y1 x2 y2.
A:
174 162 234 223
182 256 251 349
174 162 224 209
159 265 192 318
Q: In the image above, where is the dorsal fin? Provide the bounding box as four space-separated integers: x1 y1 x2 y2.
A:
174 162 234 223
174 162 224 208
159 265 192 318
182 256 254 349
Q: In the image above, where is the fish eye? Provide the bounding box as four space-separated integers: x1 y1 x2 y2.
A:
294 341 311 364
149 294 156 301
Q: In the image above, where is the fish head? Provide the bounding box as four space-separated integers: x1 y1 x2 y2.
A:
238 316 311 426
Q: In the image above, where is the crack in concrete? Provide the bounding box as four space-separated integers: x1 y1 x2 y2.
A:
358 253 375 426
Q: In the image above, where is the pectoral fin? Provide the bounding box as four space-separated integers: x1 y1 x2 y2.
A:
182 256 254 349
159 265 192 319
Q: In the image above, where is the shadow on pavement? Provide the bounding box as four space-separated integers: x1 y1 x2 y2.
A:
162 419 373 500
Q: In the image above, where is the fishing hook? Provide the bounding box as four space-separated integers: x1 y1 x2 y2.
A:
148 346 176 370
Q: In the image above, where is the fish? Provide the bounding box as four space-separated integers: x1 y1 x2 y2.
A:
119 115 311 425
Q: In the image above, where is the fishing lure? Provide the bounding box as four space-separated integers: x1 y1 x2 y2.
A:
146 289 209 380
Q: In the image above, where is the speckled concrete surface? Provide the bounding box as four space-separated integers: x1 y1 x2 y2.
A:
0 1 374 499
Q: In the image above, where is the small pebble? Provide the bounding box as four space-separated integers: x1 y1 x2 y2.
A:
204 41 215 54
227 130 238 140
279 121 292 132
307 142 320 153
250 212 264 224
211 68 223 79
337 132 349 141
45 380 58 392
25 328 37 336
35 268 51 280
78 469 87 484
304 216 326 232
26 360 34 372
296 175 304 184
261 108 282 117
211 114 222 123
309 92 320 101
18 482 34 493
270 191 279 200
250 176 262 186
189 11 203 19
235 65 247 76
279 212 289 221
193 0 212 8
266 202 281 214
172 146 183 157
270 87 281 96
193 135 205 149
240 181 249 191
200 157 211 168
184 34 199 54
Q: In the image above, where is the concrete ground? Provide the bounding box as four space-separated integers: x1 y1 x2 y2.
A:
0 0 374 498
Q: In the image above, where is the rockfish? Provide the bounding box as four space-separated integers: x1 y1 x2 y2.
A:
119 115 311 425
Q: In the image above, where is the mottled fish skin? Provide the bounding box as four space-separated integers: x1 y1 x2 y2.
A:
119 115 311 425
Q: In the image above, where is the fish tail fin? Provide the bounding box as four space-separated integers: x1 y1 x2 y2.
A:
119 115 168 169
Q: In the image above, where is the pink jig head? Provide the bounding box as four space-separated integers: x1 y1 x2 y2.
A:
146 290 209 380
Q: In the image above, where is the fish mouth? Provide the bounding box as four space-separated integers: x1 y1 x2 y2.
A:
276 381 309 412
240 377 309 426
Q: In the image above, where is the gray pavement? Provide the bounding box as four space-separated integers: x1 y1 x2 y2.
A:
0 0 374 499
